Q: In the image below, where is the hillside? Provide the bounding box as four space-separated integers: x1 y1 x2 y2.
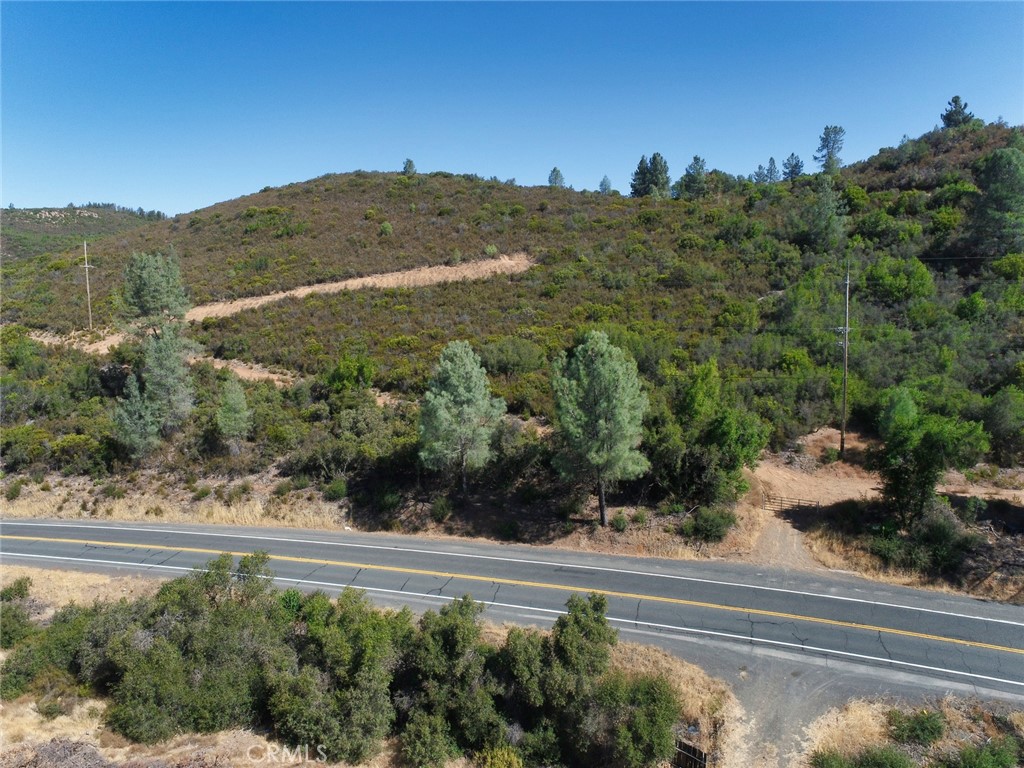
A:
2 118 1022 599
0 204 164 263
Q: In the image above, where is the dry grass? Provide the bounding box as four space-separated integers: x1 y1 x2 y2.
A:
801 699 889 759
796 696 1024 768
0 566 162 621
1 472 346 532
1008 711 1024 739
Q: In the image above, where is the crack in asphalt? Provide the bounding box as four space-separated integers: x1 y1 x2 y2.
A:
429 576 454 596
346 568 363 587
877 630 893 661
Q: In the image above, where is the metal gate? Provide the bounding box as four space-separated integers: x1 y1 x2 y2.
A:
673 739 708 768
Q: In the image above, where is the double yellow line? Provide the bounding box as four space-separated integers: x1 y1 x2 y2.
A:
3 533 1022 657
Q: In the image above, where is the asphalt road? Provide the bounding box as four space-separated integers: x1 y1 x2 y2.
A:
3 518 1023 760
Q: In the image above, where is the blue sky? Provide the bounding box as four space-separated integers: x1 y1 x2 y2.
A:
3 2 1022 216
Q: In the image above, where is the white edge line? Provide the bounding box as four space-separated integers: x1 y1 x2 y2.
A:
5 552 1024 692
4 520 1023 628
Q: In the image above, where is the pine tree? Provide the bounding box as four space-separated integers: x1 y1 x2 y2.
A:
941 96 975 129
766 157 780 183
648 153 670 198
419 341 506 493
552 332 649 526
971 148 1024 257
630 156 651 197
548 167 565 188
402 158 417 176
216 378 251 455
682 156 708 199
142 324 194 435
814 125 846 174
753 165 769 184
599 175 613 195
783 153 804 182
114 375 160 460
121 251 189 331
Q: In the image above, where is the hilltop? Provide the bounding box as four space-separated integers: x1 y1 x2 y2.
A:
0 203 164 263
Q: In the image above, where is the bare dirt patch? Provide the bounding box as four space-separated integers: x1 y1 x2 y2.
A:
184 252 534 322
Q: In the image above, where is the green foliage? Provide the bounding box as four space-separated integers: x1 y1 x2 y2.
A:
403 158 417 176
680 507 737 542
943 737 1019 768
811 751 854 768
322 476 348 501
984 386 1024 465
631 153 670 198
815 125 846 174
477 745 524 768
783 153 804 182
121 251 189 328
611 512 628 532
877 388 989 528
888 708 945 745
863 256 935 304
548 167 565 188
991 252 1024 281
553 331 649 525
402 709 457 768
431 494 453 523
597 672 680 768
215 377 251 449
942 96 976 129
648 359 767 507
0 603 36 648
113 375 161 460
972 148 1024 257
1 577 32 602
419 341 506 492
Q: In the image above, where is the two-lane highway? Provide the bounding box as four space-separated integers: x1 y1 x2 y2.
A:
2 519 1022 700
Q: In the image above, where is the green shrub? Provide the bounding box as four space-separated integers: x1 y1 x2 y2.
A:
401 709 457 768
431 495 453 524
945 736 1020 768
679 507 736 542
611 512 628 532
192 485 212 501
0 604 95 699
5 481 24 502
379 221 393 237
888 708 944 745
598 671 681 768
322 477 348 501
811 751 854 768
0 604 36 648
477 745 524 768
853 746 914 768
1 577 32 602
958 496 987 525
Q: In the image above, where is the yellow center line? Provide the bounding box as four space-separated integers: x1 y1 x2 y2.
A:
4 533 1022 657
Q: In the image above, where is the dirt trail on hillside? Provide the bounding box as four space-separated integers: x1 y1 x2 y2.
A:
22 252 535 384
186 252 533 321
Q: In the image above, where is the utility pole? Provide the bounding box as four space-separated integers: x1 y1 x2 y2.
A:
82 241 94 331
839 262 850 458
